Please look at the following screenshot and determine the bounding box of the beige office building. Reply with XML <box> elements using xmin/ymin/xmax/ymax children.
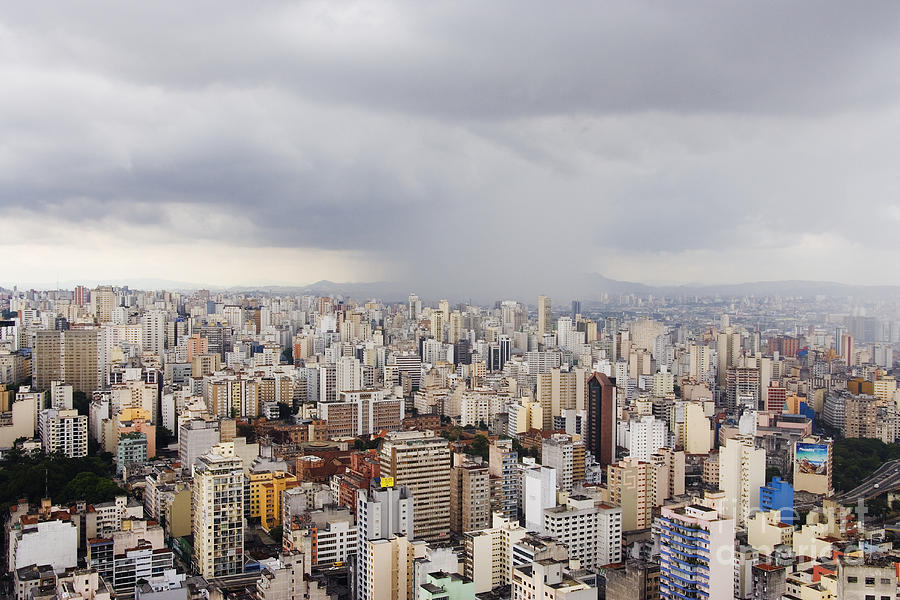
<box><xmin>379</xmin><ymin>430</ymin><xmax>451</xmax><ymax>543</ymax></box>
<box><xmin>33</xmin><ymin>329</ymin><xmax>101</xmax><ymax>394</ymax></box>
<box><xmin>358</xmin><ymin>535</ymin><xmax>426</xmax><ymax>600</ymax></box>
<box><xmin>537</xmin><ymin>296</ymin><xmax>551</xmax><ymax>337</ymax></box>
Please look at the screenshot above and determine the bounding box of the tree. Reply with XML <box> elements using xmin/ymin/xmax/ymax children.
<box><xmin>0</xmin><ymin>453</ymin><xmax>124</xmax><ymax>512</ymax></box>
<box><xmin>354</xmin><ymin>438</ymin><xmax>380</xmax><ymax>451</ymax></box>
<box><xmin>832</xmin><ymin>438</ymin><xmax>900</xmax><ymax>494</ymax></box>
<box><xmin>280</xmin><ymin>347</ymin><xmax>293</xmax><ymax>365</ymax></box>
<box><xmin>61</xmin><ymin>472</ymin><xmax>124</xmax><ymax>505</ymax></box>
<box><xmin>267</xmin><ymin>525</ymin><xmax>283</xmax><ymax>544</ymax></box>
<box><xmin>277</xmin><ymin>402</ymin><xmax>293</xmax><ymax>420</ymax></box>
<box><xmin>73</xmin><ymin>391</ymin><xmax>90</xmax><ymax>416</ymax></box>
<box><xmin>156</xmin><ymin>427</ymin><xmax>174</xmax><ymax>449</ymax></box>
<box><xmin>467</xmin><ymin>434</ymin><xmax>490</xmax><ymax>462</ymax></box>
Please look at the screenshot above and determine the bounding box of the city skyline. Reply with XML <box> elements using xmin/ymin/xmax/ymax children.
<box><xmin>4</xmin><ymin>2</ymin><xmax>900</xmax><ymax>293</ymax></box>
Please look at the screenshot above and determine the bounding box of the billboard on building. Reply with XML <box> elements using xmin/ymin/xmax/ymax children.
<box><xmin>795</xmin><ymin>443</ymin><xmax>828</xmax><ymax>476</ymax></box>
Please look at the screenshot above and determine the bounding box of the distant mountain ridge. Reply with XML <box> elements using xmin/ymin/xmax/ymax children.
<box><xmin>3</xmin><ymin>275</ymin><xmax>898</xmax><ymax>303</ymax></box>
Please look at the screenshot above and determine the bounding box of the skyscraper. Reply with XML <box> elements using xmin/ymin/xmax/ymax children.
<box><xmin>430</xmin><ymin>310</ymin><xmax>444</xmax><ymax>342</ymax></box>
<box><xmin>448</xmin><ymin>310</ymin><xmax>464</xmax><ymax>344</ymax></box>
<box><xmin>538</xmin><ymin>295</ymin><xmax>551</xmax><ymax>337</ymax></box>
<box><xmin>587</xmin><ymin>372</ymin><xmax>616</xmax><ymax>466</ymax></box>
<box><xmin>192</xmin><ymin>442</ymin><xmax>245</xmax><ymax>577</ymax></box>
<box><xmin>408</xmin><ymin>293</ymin><xmax>421</xmax><ymax>321</ymax></box>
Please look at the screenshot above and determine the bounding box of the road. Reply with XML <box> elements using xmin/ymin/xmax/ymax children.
<box><xmin>835</xmin><ymin>459</ymin><xmax>900</xmax><ymax>504</ymax></box>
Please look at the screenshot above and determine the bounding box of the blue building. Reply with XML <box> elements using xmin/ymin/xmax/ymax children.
<box><xmin>657</xmin><ymin>504</ymin><xmax>736</xmax><ymax>599</ymax></box>
<box><xmin>116</xmin><ymin>432</ymin><xmax>148</xmax><ymax>476</ymax></box>
<box><xmin>760</xmin><ymin>476</ymin><xmax>794</xmax><ymax>525</ymax></box>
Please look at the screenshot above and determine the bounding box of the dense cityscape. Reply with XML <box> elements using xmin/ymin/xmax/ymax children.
<box><xmin>7</xmin><ymin>2</ymin><xmax>900</xmax><ymax>599</ymax></box>
<box><xmin>0</xmin><ymin>286</ymin><xmax>898</xmax><ymax>599</ymax></box>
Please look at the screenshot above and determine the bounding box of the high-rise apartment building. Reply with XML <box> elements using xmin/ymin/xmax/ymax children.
<box><xmin>726</xmin><ymin>366</ymin><xmax>760</xmax><ymax>411</ymax></box>
<box><xmin>543</xmin><ymin>495</ymin><xmax>622</xmax><ymax>570</ymax></box>
<box><xmin>657</xmin><ymin>505</ymin><xmax>735</xmax><ymax>600</ymax></box>
<box><xmin>430</xmin><ymin>310</ymin><xmax>444</xmax><ymax>342</ymax></box>
<box><xmin>536</xmin><ymin>367</ymin><xmax>587</xmax><ymax>430</ymax></box>
<box><xmin>318</xmin><ymin>390</ymin><xmax>404</xmax><ymax>438</ymax></box>
<box><xmin>843</xmin><ymin>394</ymin><xmax>879</xmax><ymax>438</ymax></box>
<box><xmin>92</xmin><ymin>286</ymin><xmax>118</xmax><ymax>323</ymax></box>
<box><xmin>463</xmin><ymin>514</ymin><xmax>527</xmax><ymax>593</ymax></box>
<box><xmin>450</xmin><ymin>461</ymin><xmax>491</xmax><ymax>535</ymax></box>
<box><xmin>359</xmin><ymin>535</ymin><xmax>426</xmax><ymax>600</ymax></box>
<box><xmin>73</xmin><ymin>285</ymin><xmax>87</xmax><ymax>307</ymax></box>
<box><xmin>649</xmin><ymin>447</ymin><xmax>686</xmax><ymax>499</ymax></box>
<box><xmin>512</xmin><ymin>560</ymin><xmax>595</xmax><ymax>600</ymax></box>
<box><xmin>357</xmin><ymin>484</ymin><xmax>414</xmax><ymax>543</ymax></box>
<box><xmin>356</xmin><ymin>484</ymin><xmax>423</xmax><ymax>600</ymax></box>
<box><xmin>449</xmin><ymin>311</ymin><xmax>464</xmax><ymax>345</ymax></box>
<box><xmin>408</xmin><ymin>293</ymin><xmax>421</xmax><ymax>321</ymax></box>
<box><xmin>719</xmin><ymin>434</ymin><xmax>765</xmax><ymax>527</ymax></box>
<box><xmin>626</xmin><ymin>415</ymin><xmax>669</xmax><ymax>461</ymax></box>
<box><xmin>841</xmin><ymin>333</ymin><xmax>855</xmax><ymax>366</ymax></box>
<box><xmin>378</xmin><ymin>430</ymin><xmax>450</xmax><ymax>542</ymax></box>
<box><xmin>33</xmin><ymin>329</ymin><xmax>102</xmax><ymax>394</ymax></box>
<box><xmin>523</xmin><ymin>465</ymin><xmax>557</xmax><ymax>533</ymax></box>
<box><xmin>541</xmin><ymin>433</ymin><xmax>585</xmax><ymax>492</ymax></box>
<box><xmin>607</xmin><ymin>458</ymin><xmax>658</xmax><ymax>532</ymax></box>
<box><xmin>716</xmin><ymin>326</ymin><xmax>742</xmax><ymax>385</ymax></box>
<box><xmin>489</xmin><ymin>438</ymin><xmax>519</xmax><ymax>520</ymax></box>
<box><xmin>587</xmin><ymin>372</ymin><xmax>616</xmax><ymax>466</ymax></box>
<box><xmin>39</xmin><ymin>408</ymin><xmax>88</xmax><ymax>458</ymax></box>
<box><xmin>192</xmin><ymin>442</ymin><xmax>244</xmax><ymax>577</ymax></box>
<box><xmin>140</xmin><ymin>310</ymin><xmax>167</xmax><ymax>358</ymax></box>
<box><xmin>178</xmin><ymin>419</ymin><xmax>221</xmax><ymax>472</ymax></box>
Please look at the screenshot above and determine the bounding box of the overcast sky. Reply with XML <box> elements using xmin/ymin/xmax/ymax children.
<box><xmin>3</xmin><ymin>1</ymin><xmax>900</xmax><ymax>294</ymax></box>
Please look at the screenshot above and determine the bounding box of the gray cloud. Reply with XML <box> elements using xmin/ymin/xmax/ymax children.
<box><xmin>2</xmin><ymin>1</ymin><xmax>900</xmax><ymax>294</ymax></box>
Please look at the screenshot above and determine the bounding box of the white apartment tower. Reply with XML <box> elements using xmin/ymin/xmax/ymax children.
<box><xmin>141</xmin><ymin>310</ymin><xmax>167</xmax><ymax>358</ymax></box>
<box><xmin>627</xmin><ymin>415</ymin><xmax>670</xmax><ymax>461</ymax></box>
<box><xmin>543</xmin><ymin>495</ymin><xmax>622</xmax><ymax>569</ymax></box>
<box><xmin>192</xmin><ymin>442</ymin><xmax>245</xmax><ymax>577</ymax></box>
<box><xmin>718</xmin><ymin>434</ymin><xmax>765</xmax><ymax>527</ymax></box>
<box><xmin>39</xmin><ymin>408</ymin><xmax>88</xmax><ymax>458</ymax></box>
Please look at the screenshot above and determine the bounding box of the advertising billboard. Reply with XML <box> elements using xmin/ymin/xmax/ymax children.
<box><xmin>795</xmin><ymin>443</ymin><xmax>828</xmax><ymax>476</ymax></box>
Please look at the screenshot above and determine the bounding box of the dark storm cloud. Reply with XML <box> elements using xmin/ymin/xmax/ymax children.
<box><xmin>3</xmin><ymin>1</ymin><xmax>900</xmax><ymax>290</ymax></box>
